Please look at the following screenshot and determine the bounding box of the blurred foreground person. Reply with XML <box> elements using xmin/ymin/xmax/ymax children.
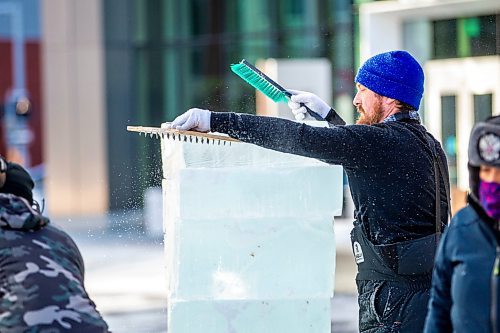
<box><xmin>168</xmin><ymin>50</ymin><xmax>450</xmax><ymax>332</ymax></box>
<box><xmin>0</xmin><ymin>157</ymin><xmax>110</xmax><ymax>332</ymax></box>
<box><xmin>424</xmin><ymin>115</ymin><xmax>500</xmax><ymax>333</ymax></box>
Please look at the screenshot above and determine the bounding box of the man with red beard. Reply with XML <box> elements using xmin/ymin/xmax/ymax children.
<box><xmin>168</xmin><ymin>50</ymin><xmax>450</xmax><ymax>333</ymax></box>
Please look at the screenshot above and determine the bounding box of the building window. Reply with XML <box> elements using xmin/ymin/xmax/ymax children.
<box><xmin>441</xmin><ymin>95</ymin><xmax>457</xmax><ymax>187</ymax></box>
<box><xmin>470</xmin><ymin>15</ymin><xmax>497</xmax><ymax>57</ymax></box>
<box><xmin>474</xmin><ymin>93</ymin><xmax>493</xmax><ymax>123</ymax></box>
<box><xmin>433</xmin><ymin>19</ymin><xmax>457</xmax><ymax>59</ymax></box>
<box><xmin>432</xmin><ymin>14</ymin><xmax>498</xmax><ymax>59</ymax></box>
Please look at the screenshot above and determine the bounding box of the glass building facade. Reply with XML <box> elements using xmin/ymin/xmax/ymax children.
<box><xmin>103</xmin><ymin>0</ymin><xmax>355</xmax><ymax>209</ymax></box>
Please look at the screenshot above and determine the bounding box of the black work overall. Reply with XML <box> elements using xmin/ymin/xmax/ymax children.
<box><xmin>349</xmin><ymin>121</ymin><xmax>449</xmax><ymax>333</ymax></box>
<box><xmin>351</xmin><ymin>221</ymin><xmax>438</xmax><ymax>333</ymax></box>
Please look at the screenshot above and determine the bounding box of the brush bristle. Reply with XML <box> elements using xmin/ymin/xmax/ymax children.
<box><xmin>231</xmin><ymin>62</ymin><xmax>288</xmax><ymax>103</ymax></box>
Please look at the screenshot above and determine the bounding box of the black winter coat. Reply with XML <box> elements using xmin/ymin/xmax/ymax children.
<box><xmin>424</xmin><ymin>196</ymin><xmax>500</xmax><ymax>333</ymax></box>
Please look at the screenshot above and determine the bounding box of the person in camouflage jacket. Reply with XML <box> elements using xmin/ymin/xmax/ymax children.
<box><xmin>0</xmin><ymin>158</ymin><xmax>109</xmax><ymax>333</ymax></box>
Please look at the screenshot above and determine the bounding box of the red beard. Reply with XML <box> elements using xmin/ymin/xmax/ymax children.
<box><xmin>356</xmin><ymin>101</ymin><xmax>385</xmax><ymax>125</ymax></box>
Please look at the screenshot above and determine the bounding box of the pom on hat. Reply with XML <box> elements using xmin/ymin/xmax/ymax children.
<box><xmin>355</xmin><ymin>50</ymin><xmax>424</xmax><ymax>110</ymax></box>
<box><xmin>0</xmin><ymin>162</ymin><xmax>34</xmax><ymax>204</ymax></box>
<box><xmin>467</xmin><ymin>115</ymin><xmax>500</xmax><ymax>197</ymax></box>
<box><xmin>468</xmin><ymin>116</ymin><xmax>500</xmax><ymax>168</ymax></box>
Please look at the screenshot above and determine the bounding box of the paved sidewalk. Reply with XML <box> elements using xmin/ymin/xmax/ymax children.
<box><xmin>63</xmin><ymin>220</ymin><xmax>358</xmax><ymax>333</ymax></box>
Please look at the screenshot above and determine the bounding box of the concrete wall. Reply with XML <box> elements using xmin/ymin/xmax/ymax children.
<box><xmin>41</xmin><ymin>0</ymin><xmax>108</xmax><ymax>217</ymax></box>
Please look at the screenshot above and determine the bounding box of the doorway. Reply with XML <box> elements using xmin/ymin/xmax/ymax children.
<box><xmin>425</xmin><ymin>56</ymin><xmax>500</xmax><ymax>213</ymax></box>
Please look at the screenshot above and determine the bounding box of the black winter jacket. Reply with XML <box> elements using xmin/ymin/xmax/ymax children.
<box><xmin>211</xmin><ymin>112</ymin><xmax>448</xmax><ymax>245</ymax></box>
<box><xmin>424</xmin><ymin>196</ymin><xmax>500</xmax><ymax>333</ymax></box>
<box><xmin>0</xmin><ymin>193</ymin><xmax>109</xmax><ymax>333</ymax></box>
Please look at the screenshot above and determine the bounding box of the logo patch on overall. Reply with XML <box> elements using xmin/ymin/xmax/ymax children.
<box><xmin>353</xmin><ymin>241</ymin><xmax>364</xmax><ymax>264</ymax></box>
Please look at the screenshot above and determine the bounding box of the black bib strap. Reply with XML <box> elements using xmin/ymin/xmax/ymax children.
<box><xmin>425</xmin><ymin>133</ymin><xmax>451</xmax><ymax>228</ymax></box>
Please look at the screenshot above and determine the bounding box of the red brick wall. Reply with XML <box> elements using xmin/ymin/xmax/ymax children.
<box><xmin>0</xmin><ymin>39</ymin><xmax>43</xmax><ymax>167</ymax></box>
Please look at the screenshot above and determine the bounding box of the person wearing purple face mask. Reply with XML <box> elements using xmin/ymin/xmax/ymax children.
<box><xmin>425</xmin><ymin>115</ymin><xmax>500</xmax><ymax>333</ymax></box>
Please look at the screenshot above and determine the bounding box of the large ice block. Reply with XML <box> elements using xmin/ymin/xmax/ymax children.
<box><xmin>165</xmin><ymin>166</ymin><xmax>343</xmax><ymax>220</ymax></box>
<box><xmin>172</xmin><ymin>217</ymin><xmax>335</xmax><ymax>300</ymax></box>
<box><xmin>161</xmin><ymin>131</ymin><xmax>344</xmax><ymax>333</ymax></box>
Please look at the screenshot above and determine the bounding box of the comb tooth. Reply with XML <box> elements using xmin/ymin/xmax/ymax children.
<box><xmin>166</xmin><ymin>133</ymin><xmax>170</xmax><ymax>140</ymax></box>
<box><xmin>183</xmin><ymin>135</ymin><xmax>187</xmax><ymax>142</ymax></box>
<box><xmin>149</xmin><ymin>132</ymin><xmax>153</xmax><ymax>138</ymax></box>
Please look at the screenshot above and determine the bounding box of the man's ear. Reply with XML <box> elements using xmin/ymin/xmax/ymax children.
<box><xmin>382</xmin><ymin>97</ymin><xmax>397</xmax><ymax>107</ymax></box>
<box><xmin>0</xmin><ymin>172</ymin><xmax>5</xmax><ymax>188</ymax></box>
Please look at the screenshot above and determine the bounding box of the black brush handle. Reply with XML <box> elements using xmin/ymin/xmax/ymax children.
<box><xmin>325</xmin><ymin>109</ymin><xmax>347</xmax><ymax>126</ymax></box>
<box><xmin>304</xmin><ymin>107</ymin><xmax>325</xmax><ymax>121</ymax></box>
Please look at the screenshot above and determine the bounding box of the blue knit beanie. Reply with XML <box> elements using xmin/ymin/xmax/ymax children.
<box><xmin>355</xmin><ymin>50</ymin><xmax>424</xmax><ymax>110</ymax></box>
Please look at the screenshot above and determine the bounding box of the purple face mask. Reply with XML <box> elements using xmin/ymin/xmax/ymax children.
<box><xmin>479</xmin><ymin>180</ymin><xmax>500</xmax><ymax>222</ymax></box>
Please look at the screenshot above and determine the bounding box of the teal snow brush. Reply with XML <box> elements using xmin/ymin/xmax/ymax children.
<box><xmin>230</xmin><ymin>59</ymin><xmax>345</xmax><ymax>125</ymax></box>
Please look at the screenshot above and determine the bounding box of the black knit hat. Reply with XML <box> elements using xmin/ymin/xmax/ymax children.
<box><xmin>468</xmin><ymin>115</ymin><xmax>500</xmax><ymax>197</ymax></box>
<box><xmin>0</xmin><ymin>162</ymin><xmax>34</xmax><ymax>204</ymax></box>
